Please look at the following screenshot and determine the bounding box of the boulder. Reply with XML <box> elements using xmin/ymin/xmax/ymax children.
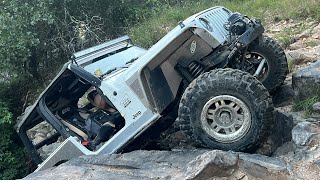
<box><xmin>238</xmin><ymin>154</ymin><xmax>289</xmax><ymax>179</ymax></box>
<box><xmin>25</xmin><ymin>147</ymin><xmax>320</xmax><ymax>180</ymax></box>
<box><xmin>256</xmin><ymin>111</ymin><xmax>294</xmax><ymax>155</ymax></box>
<box><xmin>292</xmin><ymin>60</ymin><xmax>320</xmax><ymax>101</ymax></box>
<box><xmin>272</xmin><ymin>111</ymin><xmax>294</xmax><ymax>146</ymax></box>
<box><xmin>23</xmin><ymin>120</ymin><xmax>320</xmax><ymax>180</ymax></box>
<box><xmin>289</xmin><ymin>122</ymin><xmax>320</xmax><ymax>179</ymax></box>
<box><xmin>282</xmin><ymin>111</ymin><xmax>318</xmax><ymax>124</ymax></box>
<box><xmin>272</xmin><ymin>84</ymin><xmax>294</xmax><ymax>107</ymax></box>
<box><xmin>292</xmin><ymin>122</ymin><xmax>320</xmax><ymax>146</ymax></box>
<box><xmin>23</xmin><ymin>150</ymin><xmax>295</xmax><ymax>180</ymax></box>
<box><xmin>312</xmin><ymin>102</ymin><xmax>320</xmax><ymax>113</ymax></box>
<box><xmin>287</xmin><ymin>49</ymin><xmax>317</xmax><ymax>64</ymax></box>
<box><xmin>39</xmin><ymin>143</ymin><xmax>62</xmax><ymax>160</ymax></box>
<box><xmin>288</xmin><ymin>41</ymin><xmax>307</xmax><ymax>50</ymax></box>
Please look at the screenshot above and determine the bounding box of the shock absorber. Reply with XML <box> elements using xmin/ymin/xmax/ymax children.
<box><xmin>188</xmin><ymin>61</ymin><xmax>204</xmax><ymax>78</ymax></box>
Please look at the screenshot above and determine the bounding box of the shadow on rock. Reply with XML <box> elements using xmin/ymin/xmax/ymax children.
<box><xmin>256</xmin><ymin>110</ymin><xmax>294</xmax><ymax>155</ymax></box>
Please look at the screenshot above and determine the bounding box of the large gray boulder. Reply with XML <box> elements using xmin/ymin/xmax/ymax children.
<box><xmin>23</xmin><ymin>121</ymin><xmax>320</xmax><ymax>180</ymax></box>
<box><xmin>24</xmin><ymin>150</ymin><xmax>292</xmax><ymax>180</ymax></box>
<box><xmin>292</xmin><ymin>121</ymin><xmax>320</xmax><ymax>146</ymax></box>
<box><xmin>24</xmin><ymin>141</ymin><xmax>320</xmax><ymax>180</ymax></box>
<box><xmin>313</xmin><ymin>102</ymin><xmax>320</xmax><ymax>113</ymax></box>
<box><xmin>292</xmin><ymin>60</ymin><xmax>320</xmax><ymax>101</ymax></box>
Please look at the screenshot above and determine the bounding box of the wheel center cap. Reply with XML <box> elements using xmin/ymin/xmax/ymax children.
<box><xmin>219</xmin><ymin>112</ymin><xmax>231</xmax><ymax>124</ymax></box>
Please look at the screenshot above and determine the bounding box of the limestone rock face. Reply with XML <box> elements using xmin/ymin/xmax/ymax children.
<box><xmin>292</xmin><ymin>122</ymin><xmax>320</xmax><ymax>146</ymax></box>
<box><xmin>292</xmin><ymin>60</ymin><xmax>320</xmax><ymax>101</ymax></box>
<box><xmin>24</xmin><ymin>150</ymin><xmax>291</xmax><ymax>180</ymax></box>
<box><xmin>23</xmin><ymin>121</ymin><xmax>320</xmax><ymax>180</ymax></box>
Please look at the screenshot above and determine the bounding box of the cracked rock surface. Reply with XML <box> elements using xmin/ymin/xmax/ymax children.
<box><xmin>24</xmin><ymin>121</ymin><xmax>320</xmax><ymax>180</ymax></box>
<box><xmin>24</xmin><ymin>133</ymin><xmax>320</xmax><ymax>180</ymax></box>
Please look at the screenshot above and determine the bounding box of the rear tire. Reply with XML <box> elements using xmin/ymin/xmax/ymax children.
<box><xmin>178</xmin><ymin>69</ymin><xmax>274</xmax><ymax>152</ymax></box>
<box><xmin>245</xmin><ymin>36</ymin><xmax>288</xmax><ymax>93</ymax></box>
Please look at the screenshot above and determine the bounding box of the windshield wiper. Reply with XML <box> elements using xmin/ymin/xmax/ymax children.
<box><xmin>126</xmin><ymin>57</ymin><xmax>139</xmax><ymax>65</ymax></box>
<box><xmin>99</xmin><ymin>66</ymin><xmax>129</xmax><ymax>79</ymax></box>
<box><xmin>98</xmin><ymin>58</ymin><xmax>139</xmax><ymax>79</ymax></box>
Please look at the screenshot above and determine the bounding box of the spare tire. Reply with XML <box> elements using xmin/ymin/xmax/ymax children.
<box><xmin>178</xmin><ymin>68</ymin><xmax>274</xmax><ymax>152</ymax></box>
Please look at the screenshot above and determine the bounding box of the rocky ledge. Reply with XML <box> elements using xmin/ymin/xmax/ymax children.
<box><xmin>293</xmin><ymin>60</ymin><xmax>320</xmax><ymax>101</ymax></box>
<box><xmin>24</xmin><ymin>121</ymin><xmax>320</xmax><ymax>180</ymax></box>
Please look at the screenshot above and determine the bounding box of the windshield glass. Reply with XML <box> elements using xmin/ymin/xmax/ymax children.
<box><xmin>83</xmin><ymin>46</ymin><xmax>146</xmax><ymax>76</ymax></box>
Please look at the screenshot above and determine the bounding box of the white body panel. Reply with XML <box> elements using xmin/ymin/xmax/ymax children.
<box><xmin>23</xmin><ymin>6</ymin><xmax>233</xmax><ymax>172</ymax></box>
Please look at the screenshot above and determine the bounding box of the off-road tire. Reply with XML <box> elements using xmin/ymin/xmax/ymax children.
<box><xmin>246</xmin><ymin>36</ymin><xmax>288</xmax><ymax>93</ymax></box>
<box><xmin>178</xmin><ymin>68</ymin><xmax>274</xmax><ymax>152</ymax></box>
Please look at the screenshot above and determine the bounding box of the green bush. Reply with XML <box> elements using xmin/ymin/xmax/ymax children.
<box><xmin>293</xmin><ymin>96</ymin><xmax>320</xmax><ymax>117</ymax></box>
<box><xmin>128</xmin><ymin>0</ymin><xmax>320</xmax><ymax>47</ymax></box>
<box><xmin>0</xmin><ymin>101</ymin><xmax>28</xmax><ymax>180</ymax></box>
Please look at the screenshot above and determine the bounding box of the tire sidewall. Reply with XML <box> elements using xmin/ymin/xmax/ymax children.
<box><xmin>247</xmin><ymin>36</ymin><xmax>287</xmax><ymax>92</ymax></box>
<box><xmin>189</xmin><ymin>85</ymin><xmax>263</xmax><ymax>151</ymax></box>
<box><xmin>179</xmin><ymin>69</ymin><xmax>273</xmax><ymax>152</ymax></box>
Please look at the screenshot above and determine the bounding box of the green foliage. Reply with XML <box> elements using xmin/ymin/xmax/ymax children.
<box><xmin>273</xmin><ymin>23</ymin><xmax>309</xmax><ymax>48</ymax></box>
<box><xmin>0</xmin><ymin>0</ymin><xmax>54</xmax><ymax>79</ymax></box>
<box><xmin>287</xmin><ymin>59</ymin><xmax>295</xmax><ymax>73</ymax></box>
<box><xmin>305</xmin><ymin>40</ymin><xmax>319</xmax><ymax>47</ymax></box>
<box><xmin>0</xmin><ymin>77</ymin><xmax>44</xmax><ymax>116</ymax></box>
<box><xmin>128</xmin><ymin>0</ymin><xmax>320</xmax><ymax>47</ymax></box>
<box><xmin>293</xmin><ymin>96</ymin><xmax>320</xmax><ymax>117</ymax></box>
<box><xmin>0</xmin><ymin>102</ymin><xmax>12</xmax><ymax>124</ymax></box>
<box><xmin>0</xmin><ymin>102</ymin><xmax>27</xmax><ymax>180</ymax></box>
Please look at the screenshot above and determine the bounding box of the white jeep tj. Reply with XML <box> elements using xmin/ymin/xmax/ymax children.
<box><xmin>16</xmin><ymin>6</ymin><xmax>287</xmax><ymax>172</ymax></box>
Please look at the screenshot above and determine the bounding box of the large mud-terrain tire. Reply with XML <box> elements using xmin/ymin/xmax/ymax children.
<box><xmin>245</xmin><ymin>36</ymin><xmax>288</xmax><ymax>93</ymax></box>
<box><xmin>178</xmin><ymin>69</ymin><xmax>274</xmax><ymax>152</ymax></box>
